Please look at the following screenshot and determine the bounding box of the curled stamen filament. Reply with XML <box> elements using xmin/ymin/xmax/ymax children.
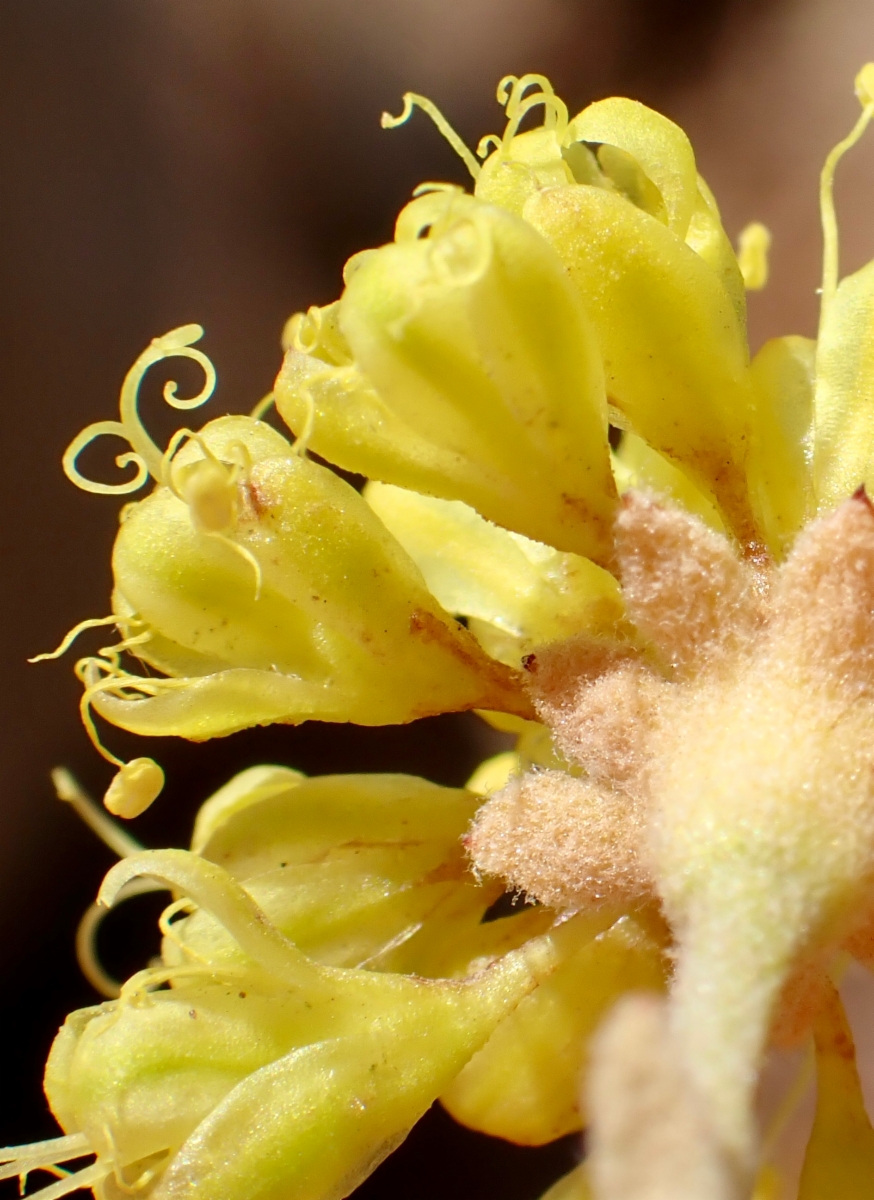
<box><xmin>99</xmin><ymin>850</ymin><xmax>319</xmax><ymax>988</ymax></box>
<box><xmin>118</xmin><ymin>962</ymin><xmax>247</xmax><ymax>1008</ymax></box>
<box><xmin>501</xmin><ymin>91</ymin><xmax>569</xmax><ymax>150</ymax></box>
<box><xmin>28</xmin><ymin>615</ymin><xmax>140</xmax><ymax>665</ymax></box>
<box><xmin>52</xmin><ymin>768</ymin><xmax>144</xmax><ymax>859</ymax></box>
<box><xmin>497</xmin><ymin>73</ymin><xmax>557</xmax><ymax>114</ymax></box>
<box><xmin>476</xmin><ymin>134</ymin><xmax>502</xmax><ymax>159</ymax></box>
<box><xmin>0</xmin><ymin>1135</ymin><xmax>90</xmax><ymax>1171</ymax></box>
<box><xmin>250</xmin><ymin>391</ymin><xmax>275</xmax><ymax>420</ymax></box>
<box><xmin>291</xmin><ymin>388</ymin><xmax>316</xmax><ymax>457</ymax></box>
<box><xmin>63</xmin><ymin>325</ymin><xmax>217</xmax><ymax>496</ymax></box>
<box><xmin>75</xmin><ymin>658</ymin><xmax>185</xmax><ymax>776</ymax></box>
<box><xmin>0</xmin><ymin>1159</ymin><xmax>106</xmax><ymax>1200</ymax></box>
<box><xmin>159</xmin><ymin>896</ymin><xmax>199</xmax><ymax>957</ymax></box>
<box><xmin>77</xmin><ymin>879</ymin><xmax>168</xmax><ymax>1000</ymax></box>
<box><xmin>381</xmin><ymin>92</ymin><xmax>481</xmax><ymax>181</ymax></box>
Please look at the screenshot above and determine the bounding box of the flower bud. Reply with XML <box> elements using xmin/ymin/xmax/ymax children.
<box><xmin>42</xmin><ymin>849</ymin><xmax>573</xmax><ymax>1200</ymax></box>
<box><xmin>277</xmin><ymin>191</ymin><xmax>617</xmax><ymax>566</ymax></box>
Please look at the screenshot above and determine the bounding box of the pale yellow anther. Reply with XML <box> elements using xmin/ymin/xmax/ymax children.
<box><xmin>466</xmin><ymin>750</ymin><xmax>519</xmax><ymax>797</ymax></box>
<box><xmin>103</xmin><ymin>757</ymin><xmax>165</xmax><ymax>818</ymax></box>
<box><xmin>855</xmin><ymin>62</ymin><xmax>874</xmax><ymax>107</ymax></box>
<box><xmin>178</xmin><ymin>456</ymin><xmax>238</xmax><ymax>534</ymax></box>
<box><xmin>737</xmin><ymin>222</ymin><xmax>771</xmax><ymax>291</ymax></box>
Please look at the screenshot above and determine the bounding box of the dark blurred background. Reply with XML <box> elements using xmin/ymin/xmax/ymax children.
<box><xmin>2</xmin><ymin>0</ymin><xmax>874</xmax><ymax>1193</ymax></box>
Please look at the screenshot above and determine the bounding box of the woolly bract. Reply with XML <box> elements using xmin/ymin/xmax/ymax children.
<box><xmin>15</xmin><ymin>66</ymin><xmax>874</xmax><ymax>1200</ymax></box>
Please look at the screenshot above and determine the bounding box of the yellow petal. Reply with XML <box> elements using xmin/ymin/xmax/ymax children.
<box><xmin>748</xmin><ymin>335</ymin><xmax>816</xmax><ymax>556</ymax></box>
<box><xmin>538</xmin><ymin>1164</ymin><xmax>592</xmax><ymax>1200</ymax></box>
<box><xmin>190</xmin><ymin>765</ymin><xmax>305</xmax><ymax>854</ymax></box>
<box><xmin>813</xmin><ymin>259</ymin><xmax>874</xmax><ymax>509</ymax></box>
<box><xmin>475</xmin><ymin>127</ymin><xmax>576</xmax><ymax>216</ymax></box>
<box><xmin>524</xmin><ymin>185</ymin><xmax>762</xmax><ymax>553</ymax></box>
<box><xmin>441</xmin><ymin>914</ymin><xmax>667</xmax><ymax>1145</ymax></box>
<box><xmin>283</xmin><ymin>192</ymin><xmax>617</xmax><ymax>563</ymax></box>
<box><xmin>466</xmin><ymin>751</ymin><xmax>520</xmax><ymax>797</ymax></box>
<box><xmin>172</xmin><ymin>773</ymin><xmax>489</xmax><ymax>970</ymax></box>
<box><xmin>798</xmin><ymin>981</ymin><xmax>874</xmax><ymax>1198</ymax></box>
<box><xmin>684</xmin><ymin>176</ymin><xmax>747</xmax><ymax>328</ymax></box>
<box><xmin>194</xmin><ymin>772</ymin><xmax>480</xmax><ymax>882</ymax></box>
<box><xmin>50</xmin><ymin>849</ymin><xmax>576</xmax><ymax>1200</ymax></box>
<box><xmin>365</xmin><ymin>482</ymin><xmax>626</xmax><ymax>660</ymax></box>
<box><xmin>612</xmin><ymin>431</ymin><xmax>726</xmax><ymax>534</ymax></box>
<box><xmin>566</xmin><ymin>97</ymin><xmax>698</xmax><ymax>237</ymax></box>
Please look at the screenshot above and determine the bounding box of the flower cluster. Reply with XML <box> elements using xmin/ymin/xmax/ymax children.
<box><xmin>8</xmin><ymin>67</ymin><xmax>874</xmax><ymax>1200</ymax></box>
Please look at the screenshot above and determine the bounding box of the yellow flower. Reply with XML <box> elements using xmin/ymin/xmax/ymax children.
<box><xmin>16</xmin><ymin>64</ymin><xmax>874</xmax><ymax>1200</ymax></box>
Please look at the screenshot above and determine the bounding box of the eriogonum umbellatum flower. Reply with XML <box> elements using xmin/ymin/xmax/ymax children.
<box><xmin>10</xmin><ymin>65</ymin><xmax>874</xmax><ymax>1200</ymax></box>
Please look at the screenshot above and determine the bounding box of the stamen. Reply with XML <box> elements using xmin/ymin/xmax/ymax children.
<box><xmin>411</xmin><ymin>181</ymin><xmax>464</xmax><ymax>197</ymax></box>
<box><xmin>290</xmin><ymin>388</ymin><xmax>316</xmax><ymax>458</ymax></box>
<box><xmin>63</xmin><ymin>325</ymin><xmax>217</xmax><ymax>495</ymax></box>
<box><xmin>163</xmin><ymin>434</ymin><xmax>264</xmax><ymax>598</ymax></box>
<box><xmin>77</xmin><ymin>878</ymin><xmax>171</xmax><ymax>999</ymax></box>
<box><xmin>158</xmin><ymin>897</ymin><xmax>199</xmax><ymax>959</ymax></box>
<box><xmin>118</xmin><ymin>962</ymin><xmax>245</xmax><ymax>1007</ymax></box>
<box><xmin>737</xmin><ymin>221</ymin><xmax>772</xmax><ymax>291</ymax></box>
<box><xmin>96</xmin><ymin>629</ymin><xmax>153</xmax><ymax>672</ymax></box>
<box><xmin>28</xmin><ymin>615</ymin><xmax>127</xmax><ymax>664</ymax></box>
<box><xmin>819</xmin><ymin>63</ymin><xmax>874</xmax><ymax>330</ymax></box>
<box><xmin>78</xmin><ymin>674</ymin><xmax>130</xmax><ymax>769</ymax></box>
<box><xmin>250</xmin><ymin>392</ymin><xmax>275</xmax><ymax>420</ymax></box>
<box><xmin>61</xmin><ymin>421</ymin><xmax>149</xmax><ymax>497</ymax></box>
<box><xmin>51</xmin><ymin>768</ymin><xmax>143</xmax><ymax>858</ymax></box>
<box><xmin>381</xmin><ymin>93</ymin><xmax>481</xmax><ymax>181</ymax></box>
<box><xmin>72</xmin><ymin>668</ymin><xmax>168</xmax><ymax>816</ymax></box>
<box><xmin>103</xmin><ymin>758</ymin><xmax>165</xmax><ymax>819</ymax></box>
<box><xmin>99</xmin><ymin>850</ymin><xmax>319</xmax><ymax>987</ymax></box>
<box><xmin>496</xmin><ymin>74</ymin><xmax>568</xmax><ymax>143</ymax></box>
<box><xmin>476</xmin><ymin>134</ymin><xmax>502</xmax><ymax>159</ymax></box>
<box><xmin>18</xmin><ymin>1161</ymin><xmax>107</xmax><ymax>1200</ymax></box>
<box><xmin>211</xmin><ymin>532</ymin><xmax>263</xmax><ymax>600</ymax></box>
<box><xmin>497</xmin><ymin>74</ymin><xmax>557</xmax><ymax>115</ymax></box>
<box><xmin>501</xmin><ymin>92</ymin><xmax>569</xmax><ymax>150</ymax></box>
<box><xmin>0</xmin><ymin>1135</ymin><xmax>90</xmax><ymax>1167</ymax></box>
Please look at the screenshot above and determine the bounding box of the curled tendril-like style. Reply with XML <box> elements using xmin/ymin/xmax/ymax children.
<box><xmin>411</xmin><ymin>181</ymin><xmax>465</xmax><ymax>198</ymax></box>
<box><xmin>380</xmin><ymin>92</ymin><xmax>481</xmax><ymax>181</ymax></box>
<box><xmin>99</xmin><ymin>849</ymin><xmax>319</xmax><ymax>987</ymax></box>
<box><xmin>73</xmin><ymin>656</ymin><xmax>187</xmax><ymax>770</ymax></box>
<box><xmin>476</xmin><ymin>134</ymin><xmax>503</xmax><ymax>159</ymax></box>
<box><xmin>289</xmin><ymin>305</ymin><xmax>325</xmax><ymax>356</ymax></box>
<box><xmin>501</xmin><ymin>91</ymin><xmax>569</xmax><ymax>149</ymax></box>
<box><xmin>497</xmin><ymin>74</ymin><xmax>565</xmax><ymax>126</ymax></box>
<box><xmin>473</xmin><ymin>75</ymin><xmax>570</xmax><ymax>167</ymax></box>
<box><xmin>62</xmin><ymin>324</ymin><xmax>217</xmax><ymax>496</ymax></box>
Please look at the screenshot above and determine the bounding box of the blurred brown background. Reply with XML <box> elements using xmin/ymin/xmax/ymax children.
<box><xmin>2</xmin><ymin>0</ymin><xmax>874</xmax><ymax>1193</ymax></box>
